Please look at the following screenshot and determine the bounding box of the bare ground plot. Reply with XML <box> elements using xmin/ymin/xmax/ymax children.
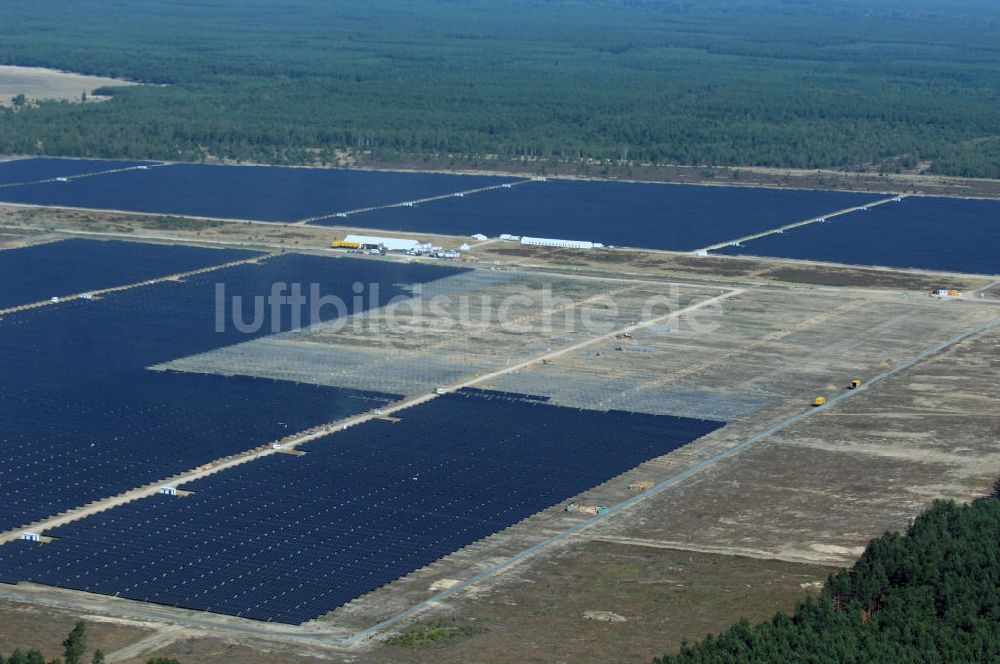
<box><xmin>0</xmin><ymin>599</ymin><xmax>152</xmax><ymax>661</ymax></box>
<box><xmin>0</xmin><ymin>228</ymin><xmax>49</xmax><ymax>248</ymax></box>
<box><xmin>0</xmin><ymin>232</ymin><xmax>30</xmax><ymax>246</ymax></box>
<box><xmin>361</xmin><ymin>541</ymin><xmax>832</xmax><ymax>664</ymax></box>
<box><xmin>3</xmin><ymin>204</ymin><xmax>991</xmax><ymax>293</ymax></box>
<box><xmin>0</xmin><ymin>65</ymin><xmax>138</xmax><ymax>106</ymax></box>
<box><xmin>474</xmin><ymin>244</ymin><xmax>988</xmax><ymax>292</ymax></box>
<box><xmin>590</xmin><ymin>325</ymin><xmax>1000</xmax><ymax>566</ymax></box>
<box><xmin>117</xmin><ymin>636</ymin><xmax>335</xmax><ymax>664</ymax></box>
<box><xmin>0</xmin><ymin>205</ymin><xmax>473</xmax><ymax>256</ymax></box>
<box><xmin>0</xmin><ymin>597</ymin><xmax>333</xmax><ymax>664</ymax></box>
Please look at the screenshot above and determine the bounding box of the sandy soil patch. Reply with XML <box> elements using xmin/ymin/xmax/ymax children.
<box><xmin>0</xmin><ymin>65</ymin><xmax>138</xmax><ymax>106</ymax></box>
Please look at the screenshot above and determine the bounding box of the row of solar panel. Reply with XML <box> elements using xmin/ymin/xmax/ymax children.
<box><xmin>0</xmin><ymin>249</ymin><xmax>463</xmax><ymax>530</ymax></box>
<box><xmin>0</xmin><ymin>238</ymin><xmax>259</xmax><ymax>310</ymax></box>
<box><xmin>0</xmin><ymin>158</ymin><xmax>157</xmax><ymax>186</ymax></box>
<box><xmin>0</xmin><ymin>377</ymin><xmax>393</xmax><ymax>528</ymax></box>
<box><xmin>0</xmin><ymin>159</ymin><xmax>518</xmax><ymax>222</ymax></box>
<box><xmin>0</xmin><ymin>390</ymin><xmax>725</xmax><ymax>624</ymax></box>
<box><xmin>0</xmin><ymin>252</ymin><xmax>463</xmax><ymax>381</ymax></box>
<box><xmin>456</xmin><ymin>388</ymin><xmax>551</xmax><ymax>402</ymax></box>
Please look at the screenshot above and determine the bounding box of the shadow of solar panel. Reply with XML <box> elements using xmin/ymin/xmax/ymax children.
<box><xmin>0</xmin><ymin>390</ymin><xmax>725</xmax><ymax>624</ymax></box>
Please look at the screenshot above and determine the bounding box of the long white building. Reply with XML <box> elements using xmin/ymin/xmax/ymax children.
<box><xmin>519</xmin><ymin>236</ymin><xmax>598</xmax><ymax>250</ymax></box>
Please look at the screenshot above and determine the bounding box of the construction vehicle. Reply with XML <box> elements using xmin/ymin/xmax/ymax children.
<box><xmin>813</xmin><ymin>396</ymin><xmax>827</xmax><ymax>407</ymax></box>
<box><xmin>628</xmin><ymin>480</ymin><xmax>654</xmax><ymax>492</ymax></box>
<box><xmin>331</xmin><ymin>240</ymin><xmax>362</xmax><ymax>249</ymax></box>
<box><xmin>849</xmin><ymin>379</ymin><xmax>862</xmax><ymax>389</ymax></box>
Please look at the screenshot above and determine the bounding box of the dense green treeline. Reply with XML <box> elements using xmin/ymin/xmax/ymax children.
<box><xmin>655</xmin><ymin>493</ymin><xmax>1000</xmax><ymax>663</ymax></box>
<box><xmin>0</xmin><ymin>0</ymin><xmax>998</xmax><ymax>175</ymax></box>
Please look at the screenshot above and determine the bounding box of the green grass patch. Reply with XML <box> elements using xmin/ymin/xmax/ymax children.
<box><xmin>386</xmin><ymin>622</ymin><xmax>483</xmax><ymax>647</ymax></box>
<box><xmin>597</xmin><ymin>563</ymin><xmax>643</xmax><ymax>584</ymax></box>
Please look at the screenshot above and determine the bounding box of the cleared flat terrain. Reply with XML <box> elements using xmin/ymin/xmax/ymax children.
<box><xmin>0</xmin><ymin>204</ymin><xmax>997</xmax><ymax>662</ymax></box>
<box><xmin>0</xmin><ymin>65</ymin><xmax>136</xmax><ymax>105</ymax></box>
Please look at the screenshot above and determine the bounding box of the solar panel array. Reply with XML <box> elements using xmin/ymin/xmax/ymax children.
<box><xmin>1</xmin><ymin>372</ymin><xmax>392</xmax><ymax>530</ymax></box>
<box><xmin>0</xmin><ymin>158</ymin><xmax>894</xmax><ymax>253</ymax></box>
<box><xmin>311</xmin><ymin>179</ymin><xmax>885</xmax><ymax>251</ymax></box>
<box><xmin>0</xmin><ymin>388</ymin><xmax>725</xmax><ymax>624</ymax></box>
<box><xmin>0</xmin><ymin>252</ymin><xmax>464</xmax><ymax>530</ymax></box>
<box><xmin>0</xmin><ymin>238</ymin><xmax>259</xmax><ymax>310</ymax></box>
<box><xmin>713</xmin><ymin>196</ymin><xmax>1000</xmax><ymax>275</ymax></box>
<box><xmin>0</xmin><ymin>162</ymin><xmax>519</xmax><ymax>222</ymax></box>
<box><xmin>0</xmin><ymin>157</ymin><xmax>157</xmax><ymax>186</ymax></box>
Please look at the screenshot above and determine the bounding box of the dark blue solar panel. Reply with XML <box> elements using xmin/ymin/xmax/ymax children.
<box><xmin>314</xmin><ymin>179</ymin><xmax>885</xmax><ymax>251</ymax></box>
<box><xmin>713</xmin><ymin>196</ymin><xmax>1000</xmax><ymax>275</ymax></box>
<box><xmin>0</xmin><ymin>238</ymin><xmax>260</xmax><ymax>309</ymax></box>
<box><xmin>0</xmin><ymin>389</ymin><xmax>725</xmax><ymax>624</ymax></box>
<box><xmin>0</xmin><ymin>163</ymin><xmax>519</xmax><ymax>222</ymax></box>
<box><xmin>457</xmin><ymin>388</ymin><xmax>551</xmax><ymax>402</ymax></box>
<box><xmin>0</xmin><ymin>158</ymin><xmax>156</xmax><ymax>186</ymax></box>
<box><xmin>0</xmin><ymin>254</ymin><xmax>464</xmax><ymax>530</ymax></box>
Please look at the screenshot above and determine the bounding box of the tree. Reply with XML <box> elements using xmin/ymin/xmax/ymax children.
<box><xmin>654</xmin><ymin>495</ymin><xmax>1000</xmax><ymax>663</ymax></box>
<box><xmin>0</xmin><ymin>623</ymin><xmax>153</xmax><ymax>664</ymax></box>
<box><xmin>62</xmin><ymin>622</ymin><xmax>86</xmax><ymax>664</ymax></box>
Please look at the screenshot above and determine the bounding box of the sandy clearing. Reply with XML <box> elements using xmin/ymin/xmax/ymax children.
<box><xmin>0</xmin><ymin>65</ymin><xmax>138</xmax><ymax>106</ymax></box>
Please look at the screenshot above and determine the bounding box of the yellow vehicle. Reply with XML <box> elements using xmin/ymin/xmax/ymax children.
<box><xmin>813</xmin><ymin>396</ymin><xmax>827</xmax><ymax>407</ymax></box>
<box><xmin>849</xmin><ymin>379</ymin><xmax>862</xmax><ymax>389</ymax></box>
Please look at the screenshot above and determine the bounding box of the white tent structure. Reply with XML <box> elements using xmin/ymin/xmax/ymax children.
<box><xmin>344</xmin><ymin>234</ymin><xmax>421</xmax><ymax>252</ymax></box>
